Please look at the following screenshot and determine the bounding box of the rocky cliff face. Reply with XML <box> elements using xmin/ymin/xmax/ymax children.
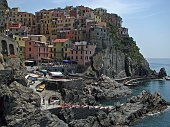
<box><xmin>0</xmin><ymin>0</ymin><xmax>9</xmax><ymax>9</ymax></box>
<box><xmin>88</xmin><ymin>47</ymin><xmax>150</xmax><ymax>78</ymax></box>
<box><xmin>0</xmin><ymin>81</ymin><xmax>68</xmax><ymax>127</ymax></box>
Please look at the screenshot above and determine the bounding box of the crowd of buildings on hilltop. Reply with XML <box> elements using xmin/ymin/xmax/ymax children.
<box><xmin>0</xmin><ymin>0</ymin><xmax>129</xmax><ymax>65</ymax></box>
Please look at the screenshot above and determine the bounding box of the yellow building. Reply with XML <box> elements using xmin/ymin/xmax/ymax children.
<box><xmin>13</xmin><ymin>35</ymin><xmax>27</xmax><ymax>60</ymax></box>
<box><xmin>39</xmin><ymin>11</ymin><xmax>53</xmax><ymax>39</ymax></box>
<box><xmin>94</xmin><ymin>15</ymin><xmax>102</xmax><ymax>23</ymax></box>
<box><xmin>15</xmin><ymin>12</ymin><xmax>35</xmax><ymax>27</ymax></box>
<box><xmin>36</xmin><ymin>9</ymin><xmax>75</xmax><ymax>40</ymax></box>
<box><xmin>53</xmin><ymin>39</ymin><xmax>71</xmax><ymax>61</ymax></box>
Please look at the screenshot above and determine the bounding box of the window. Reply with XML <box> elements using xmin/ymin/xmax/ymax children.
<box><xmin>81</xmin><ymin>51</ymin><xmax>83</xmax><ymax>54</ymax></box>
<box><xmin>76</xmin><ymin>56</ymin><xmax>78</xmax><ymax>59</ymax></box>
<box><xmin>71</xmin><ymin>56</ymin><xmax>73</xmax><ymax>59</ymax></box>
<box><xmin>76</xmin><ymin>51</ymin><xmax>78</xmax><ymax>54</ymax></box>
<box><xmin>86</xmin><ymin>51</ymin><xmax>87</xmax><ymax>54</ymax></box>
<box><xmin>29</xmin><ymin>48</ymin><xmax>31</xmax><ymax>51</ymax></box>
<box><xmin>81</xmin><ymin>56</ymin><xmax>82</xmax><ymax>59</ymax></box>
<box><xmin>29</xmin><ymin>54</ymin><xmax>31</xmax><ymax>58</ymax></box>
<box><xmin>90</xmin><ymin>51</ymin><xmax>91</xmax><ymax>54</ymax></box>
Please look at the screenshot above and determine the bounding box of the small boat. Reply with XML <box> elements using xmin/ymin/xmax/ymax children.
<box><xmin>165</xmin><ymin>76</ymin><xmax>170</xmax><ymax>80</ymax></box>
<box><xmin>49</xmin><ymin>71</ymin><xmax>64</xmax><ymax>78</ymax></box>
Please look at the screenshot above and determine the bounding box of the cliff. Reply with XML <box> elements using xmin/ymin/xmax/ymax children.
<box><xmin>87</xmin><ymin>24</ymin><xmax>150</xmax><ymax>78</ymax></box>
<box><xmin>89</xmin><ymin>47</ymin><xmax>150</xmax><ymax>78</ymax></box>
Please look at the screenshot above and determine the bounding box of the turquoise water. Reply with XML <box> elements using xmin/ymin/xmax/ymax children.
<box><xmin>131</xmin><ymin>58</ymin><xmax>170</xmax><ymax>127</ymax></box>
<box><xmin>101</xmin><ymin>58</ymin><xmax>170</xmax><ymax>127</ymax></box>
<box><xmin>130</xmin><ymin>80</ymin><xmax>170</xmax><ymax>127</ymax></box>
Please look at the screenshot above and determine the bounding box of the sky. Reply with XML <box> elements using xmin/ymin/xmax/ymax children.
<box><xmin>7</xmin><ymin>0</ymin><xmax>170</xmax><ymax>58</ymax></box>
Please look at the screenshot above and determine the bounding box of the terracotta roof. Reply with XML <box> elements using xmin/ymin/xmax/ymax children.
<box><xmin>53</xmin><ymin>39</ymin><xmax>69</xmax><ymax>43</ymax></box>
<box><xmin>9</xmin><ymin>23</ymin><xmax>22</xmax><ymax>29</ymax></box>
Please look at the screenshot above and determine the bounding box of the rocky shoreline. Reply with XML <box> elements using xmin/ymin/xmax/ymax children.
<box><xmin>60</xmin><ymin>75</ymin><xmax>131</xmax><ymax>105</ymax></box>
<box><xmin>0</xmin><ymin>69</ymin><xmax>168</xmax><ymax>127</ymax></box>
<box><xmin>63</xmin><ymin>90</ymin><xmax>167</xmax><ymax>127</ymax></box>
<box><xmin>0</xmin><ymin>57</ymin><xmax>168</xmax><ymax>127</ymax></box>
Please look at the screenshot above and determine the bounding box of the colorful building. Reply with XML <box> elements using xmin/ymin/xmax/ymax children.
<box><xmin>53</xmin><ymin>39</ymin><xmax>71</xmax><ymax>61</ymax></box>
<box><xmin>13</xmin><ymin>35</ymin><xmax>27</xmax><ymax>60</ymax></box>
<box><xmin>6</xmin><ymin>22</ymin><xmax>30</xmax><ymax>36</ymax></box>
<box><xmin>67</xmin><ymin>41</ymin><xmax>96</xmax><ymax>65</ymax></box>
<box><xmin>27</xmin><ymin>35</ymin><xmax>47</xmax><ymax>42</ymax></box>
<box><xmin>25</xmin><ymin>40</ymin><xmax>48</xmax><ymax>64</ymax></box>
<box><xmin>48</xmin><ymin>45</ymin><xmax>54</xmax><ymax>60</ymax></box>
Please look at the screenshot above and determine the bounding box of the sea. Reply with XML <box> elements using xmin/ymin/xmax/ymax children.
<box><xmin>101</xmin><ymin>58</ymin><xmax>170</xmax><ymax>127</ymax></box>
<box><xmin>130</xmin><ymin>58</ymin><xmax>170</xmax><ymax>127</ymax></box>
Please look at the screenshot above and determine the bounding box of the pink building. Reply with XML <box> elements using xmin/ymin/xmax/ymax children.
<box><xmin>25</xmin><ymin>40</ymin><xmax>48</xmax><ymax>64</ymax></box>
<box><xmin>67</xmin><ymin>41</ymin><xmax>96</xmax><ymax>65</ymax></box>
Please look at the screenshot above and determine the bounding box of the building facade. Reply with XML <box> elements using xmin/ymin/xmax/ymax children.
<box><xmin>53</xmin><ymin>39</ymin><xmax>71</xmax><ymax>61</ymax></box>
<box><xmin>25</xmin><ymin>40</ymin><xmax>48</xmax><ymax>63</ymax></box>
<box><xmin>67</xmin><ymin>41</ymin><xmax>96</xmax><ymax>65</ymax></box>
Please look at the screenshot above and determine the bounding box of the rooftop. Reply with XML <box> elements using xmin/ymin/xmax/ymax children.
<box><xmin>53</xmin><ymin>39</ymin><xmax>69</xmax><ymax>43</ymax></box>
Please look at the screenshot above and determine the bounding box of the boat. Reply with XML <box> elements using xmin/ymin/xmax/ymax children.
<box><xmin>165</xmin><ymin>76</ymin><xmax>170</xmax><ymax>80</ymax></box>
<box><xmin>36</xmin><ymin>84</ymin><xmax>45</xmax><ymax>92</ymax></box>
<box><xmin>48</xmin><ymin>71</ymin><xmax>64</xmax><ymax>78</ymax></box>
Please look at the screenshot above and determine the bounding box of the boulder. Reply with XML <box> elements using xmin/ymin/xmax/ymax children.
<box><xmin>59</xmin><ymin>108</ymin><xmax>75</xmax><ymax>123</ymax></box>
<box><xmin>158</xmin><ymin>67</ymin><xmax>167</xmax><ymax>78</ymax></box>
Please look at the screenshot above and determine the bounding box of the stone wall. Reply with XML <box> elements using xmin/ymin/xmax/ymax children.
<box><xmin>0</xmin><ymin>34</ymin><xmax>18</xmax><ymax>56</ymax></box>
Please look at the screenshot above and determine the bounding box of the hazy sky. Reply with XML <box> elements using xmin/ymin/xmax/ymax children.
<box><xmin>8</xmin><ymin>0</ymin><xmax>170</xmax><ymax>58</ymax></box>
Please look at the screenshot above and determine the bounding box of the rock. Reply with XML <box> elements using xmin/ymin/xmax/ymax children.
<box><xmin>88</xmin><ymin>75</ymin><xmax>131</xmax><ymax>100</ymax></box>
<box><xmin>58</xmin><ymin>108</ymin><xmax>75</xmax><ymax>123</ymax></box>
<box><xmin>96</xmin><ymin>111</ymin><xmax>111</xmax><ymax>127</ymax></box>
<box><xmin>0</xmin><ymin>53</ymin><xmax>4</xmax><ymax>70</ymax></box>
<box><xmin>158</xmin><ymin>67</ymin><xmax>167</xmax><ymax>78</ymax></box>
<box><xmin>88</xmin><ymin>47</ymin><xmax>150</xmax><ymax>78</ymax></box>
<box><xmin>68</xmin><ymin>91</ymin><xmax>167</xmax><ymax>126</ymax></box>
<box><xmin>0</xmin><ymin>63</ymin><xmax>4</xmax><ymax>70</ymax></box>
<box><xmin>0</xmin><ymin>81</ymin><xmax>68</xmax><ymax>127</ymax></box>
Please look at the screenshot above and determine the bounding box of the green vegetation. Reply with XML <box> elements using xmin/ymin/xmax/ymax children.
<box><xmin>107</xmin><ymin>22</ymin><xmax>145</xmax><ymax>62</ymax></box>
